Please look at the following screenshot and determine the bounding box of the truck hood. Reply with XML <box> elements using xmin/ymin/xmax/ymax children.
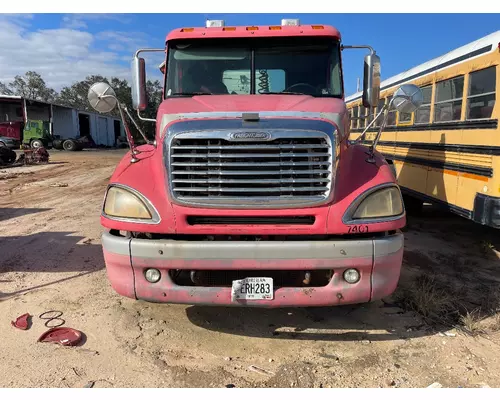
<box><xmin>156</xmin><ymin>94</ymin><xmax>347</xmax><ymax>116</ymax></box>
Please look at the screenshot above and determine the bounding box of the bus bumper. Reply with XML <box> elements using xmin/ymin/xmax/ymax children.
<box><xmin>473</xmin><ymin>193</ymin><xmax>500</xmax><ymax>229</ymax></box>
<box><xmin>101</xmin><ymin>230</ymin><xmax>404</xmax><ymax>307</ymax></box>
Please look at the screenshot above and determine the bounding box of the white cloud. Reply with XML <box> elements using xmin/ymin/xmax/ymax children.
<box><xmin>0</xmin><ymin>15</ymin><xmax>164</xmax><ymax>92</ymax></box>
<box><xmin>61</xmin><ymin>13</ymin><xmax>130</xmax><ymax>30</ymax></box>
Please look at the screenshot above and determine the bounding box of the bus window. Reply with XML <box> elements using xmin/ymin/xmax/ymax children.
<box><xmin>352</xmin><ymin>106</ymin><xmax>359</xmax><ymax>129</ymax></box>
<box><xmin>434</xmin><ymin>75</ymin><xmax>464</xmax><ymax>123</ymax></box>
<box><xmin>398</xmin><ymin>111</ymin><xmax>412</xmax><ymax>124</ymax></box>
<box><xmin>386</xmin><ymin>95</ymin><xmax>397</xmax><ymax>126</ymax></box>
<box><xmin>415</xmin><ymin>85</ymin><xmax>432</xmax><ymax>124</ymax></box>
<box><xmin>359</xmin><ymin>105</ymin><xmax>366</xmax><ymax>128</ymax></box>
<box><xmin>467</xmin><ymin>66</ymin><xmax>496</xmax><ymax>120</ymax></box>
<box><xmin>374</xmin><ymin>97</ymin><xmax>385</xmax><ymax>127</ymax></box>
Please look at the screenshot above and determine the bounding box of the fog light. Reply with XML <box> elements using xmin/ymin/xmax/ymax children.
<box><xmin>343</xmin><ymin>268</ymin><xmax>360</xmax><ymax>284</ymax></box>
<box><xmin>145</xmin><ymin>268</ymin><xmax>161</xmax><ymax>283</ymax></box>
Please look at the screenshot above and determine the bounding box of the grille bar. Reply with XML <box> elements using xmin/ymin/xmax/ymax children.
<box><xmin>173</xmin><ymin>186</ymin><xmax>328</xmax><ymax>193</ymax></box>
<box><xmin>171</xmin><ymin>161</ymin><xmax>331</xmax><ymax>167</ymax></box>
<box><xmin>172</xmin><ymin>169</ymin><xmax>331</xmax><ymax>176</ymax></box>
<box><xmin>171</xmin><ymin>144</ymin><xmax>330</xmax><ymax>150</ymax></box>
<box><xmin>173</xmin><ymin>178</ymin><xmax>331</xmax><ymax>184</ymax></box>
<box><xmin>172</xmin><ymin>152</ymin><xmax>329</xmax><ymax>159</ymax></box>
<box><xmin>168</xmin><ymin>131</ymin><xmax>334</xmax><ymax>207</ymax></box>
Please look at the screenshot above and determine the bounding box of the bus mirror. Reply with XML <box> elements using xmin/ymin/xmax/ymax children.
<box><xmin>362</xmin><ymin>52</ymin><xmax>381</xmax><ymax>108</ymax></box>
<box><xmin>131</xmin><ymin>56</ymin><xmax>148</xmax><ymax>111</ymax></box>
<box><xmin>391</xmin><ymin>84</ymin><xmax>424</xmax><ymax>113</ymax></box>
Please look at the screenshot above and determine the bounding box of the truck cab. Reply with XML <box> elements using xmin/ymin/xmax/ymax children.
<box><xmin>88</xmin><ymin>19</ymin><xmax>423</xmax><ymax>307</ymax></box>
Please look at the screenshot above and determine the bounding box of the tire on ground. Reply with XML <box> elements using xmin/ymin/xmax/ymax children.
<box><xmin>63</xmin><ymin>139</ymin><xmax>77</xmax><ymax>151</ymax></box>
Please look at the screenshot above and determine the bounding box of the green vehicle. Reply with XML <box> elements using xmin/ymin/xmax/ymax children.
<box><xmin>23</xmin><ymin>120</ymin><xmax>52</xmax><ymax>149</ymax></box>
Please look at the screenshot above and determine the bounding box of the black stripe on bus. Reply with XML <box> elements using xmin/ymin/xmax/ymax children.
<box><xmin>349</xmin><ymin>119</ymin><xmax>498</xmax><ymax>133</ymax></box>
<box><xmin>382</xmin><ymin>153</ymin><xmax>493</xmax><ymax>178</ymax></box>
<box><xmin>355</xmin><ymin>140</ymin><xmax>500</xmax><ymax>156</ymax></box>
<box><xmin>400</xmin><ymin>186</ymin><xmax>473</xmax><ymax>219</ymax></box>
<box><xmin>347</xmin><ymin>44</ymin><xmax>494</xmax><ymax>102</ymax></box>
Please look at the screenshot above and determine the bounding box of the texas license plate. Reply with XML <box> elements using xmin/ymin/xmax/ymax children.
<box><xmin>231</xmin><ymin>277</ymin><xmax>274</xmax><ymax>301</ymax></box>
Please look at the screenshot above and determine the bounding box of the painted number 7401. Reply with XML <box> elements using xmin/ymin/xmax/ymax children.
<box><xmin>347</xmin><ymin>225</ymin><xmax>369</xmax><ymax>234</ymax></box>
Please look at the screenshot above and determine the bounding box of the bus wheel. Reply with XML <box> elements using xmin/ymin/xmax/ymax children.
<box><xmin>403</xmin><ymin>194</ymin><xmax>423</xmax><ymax>216</ymax></box>
<box><xmin>31</xmin><ymin>139</ymin><xmax>44</xmax><ymax>149</ymax></box>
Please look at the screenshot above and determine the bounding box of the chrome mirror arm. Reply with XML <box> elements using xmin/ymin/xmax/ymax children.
<box><xmin>355</xmin><ymin>104</ymin><xmax>387</xmax><ymax>144</ymax></box>
<box><xmin>366</xmin><ymin>97</ymin><xmax>395</xmax><ymax>164</ymax></box>
<box><xmin>99</xmin><ymin>94</ymin><xmax>154</xmax><ymax>163</ymax></box>
<box><xmin>115</xmin><ymin>103</ymin><xmax>140</xmax><ymax>163</ymax></box>
<box><xmin>122</xmin><ymin>105</ymin><xmax>153</xmax><ymax>146</ymax></box>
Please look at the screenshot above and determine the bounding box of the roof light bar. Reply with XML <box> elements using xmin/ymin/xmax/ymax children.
<box><xmin>206</xmin><ymin>20</ymin><xmax>225</xmax><ymax>28</ymax></box>
<box><xmin>281</xmin><ymin>19</ymin><xmax>300</xmax><ymax>26</ymax></box>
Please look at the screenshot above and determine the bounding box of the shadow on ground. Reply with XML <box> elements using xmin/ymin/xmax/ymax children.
<box><xmin>186</xmin><ymin>204</ymin><xmax>500</xmax><ymax>341</ymax></box>
<box><xmin>0</xmin><ymin>207</ymin><xmax>52</xmax><ymax>222</ymax></box>
<box><xmin>396</xmin><ymin>203</ymin><xmax>500</xmax><ymax>334</ymax></box>
<box><xmin>0</xmin><ymin>231</ymin><xmax>104</xmax><ymax>300</ymax></box>
<box><xmin>185</xmin><ymin>300</ymin><xmax>434</xmax><ymax>343</ymax></box>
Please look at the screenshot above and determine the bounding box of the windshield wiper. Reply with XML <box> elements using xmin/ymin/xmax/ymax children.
<box><xmin>168</xmin><ymin>92</ymin><xmax>213</xmax><ymax>97</ymax></box>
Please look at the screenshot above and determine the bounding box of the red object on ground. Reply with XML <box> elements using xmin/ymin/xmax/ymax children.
<box><xmin>37</xmin><ymin>327</ymin><xmax>83</xmax><ymax>346</ymax></box>
<box><xmin>11</xmin><ymin>313</ymin><xmax>31</xmax><ymax>330</ymax></box>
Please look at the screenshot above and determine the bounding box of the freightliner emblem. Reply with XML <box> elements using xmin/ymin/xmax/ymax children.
<box><xmin>228</xmin><ymin>131</ymin><xmax>272</xmax><ymax>141</ymax></box>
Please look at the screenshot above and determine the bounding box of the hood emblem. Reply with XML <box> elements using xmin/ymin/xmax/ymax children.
<box><xmin>228</xmin><ymin>131</ymin><xmax>272</xmax><ymax>141</ymax></box>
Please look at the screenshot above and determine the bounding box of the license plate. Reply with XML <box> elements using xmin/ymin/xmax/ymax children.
<box><xmin>231</xmin><ymin>277</ymin><xmax>274</xmax><ymax>301</ymax></box>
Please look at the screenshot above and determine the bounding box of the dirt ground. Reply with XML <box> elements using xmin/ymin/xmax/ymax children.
<box><xmin>1</xmin><ymin>150</ymin><xmax>500</xmax><ymax>388</ymax></box>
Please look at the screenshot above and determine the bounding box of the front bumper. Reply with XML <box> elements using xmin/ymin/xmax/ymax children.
<box><xmin>102</xmin><ymin>231</ymin><xmax>404</xmax><ymax>307</ymax></box>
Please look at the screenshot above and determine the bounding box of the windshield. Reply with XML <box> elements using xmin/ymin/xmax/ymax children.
<box><xmin>165</xmin><ymin>37</ymin><xmax>343</xmax><ymax>97</ymax></box>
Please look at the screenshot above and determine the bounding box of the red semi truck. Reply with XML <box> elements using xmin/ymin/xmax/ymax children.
<box><xmin>87</xmin><ymin>19</ymin><xmax>423</xmax><ymax>307</ymax></box>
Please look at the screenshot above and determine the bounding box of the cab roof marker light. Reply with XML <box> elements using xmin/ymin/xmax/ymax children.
<box><xmin>269</xmin><ymin>26</ymin><xmax>282</xmax><ymax>30</ymax></box>
<box><xmin>281</xmin><ymin>19</ymin><xmax>300</xmax><ymax>26</ymax></box>
<box><xmin>311</xmin><ymin>25</ymin><xmax>324</xmax><ymax>29</ymax></box>
<box><xmin>223</xmin><ymin>27</ymin><xmax>236</xmax><ymax>31</ymax></box>
<box><xmin>206</xmin><ymin>20</ymin><xmax>225</xmax><ymax>28</ymax></box>
<box><xmin>181</xmin><ymin>28</ymin><xmax>194</xmax><ymax>32</ymax></box>
<box><xmin>246</xmin><ymin>26</ymin><xmax>259</xmax><ymax>31</ymax></box>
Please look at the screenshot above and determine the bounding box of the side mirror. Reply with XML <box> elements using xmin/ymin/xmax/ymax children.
<box><xmin>87</xmin><ymin>82</ymin><xmax>118</xmax><ymax>113</ymax></box>
<box><xmin>131</xmin><ymin>57</ymin><xmax>148</xmax><ymax>111</ymax></box>
<box><xmin>391</xmin><ymin>84</ymin><xmax>424</xmax><ymax>113</ymax></box>
<box><xmin>362</xmin><ymin>53</ymin><xmax>381</xmax><ymax>108</ymax></box>
<box><xmin>363</xmin><ymin>83</ymin><xmax>423</xmax><ymax>163</ymax></box>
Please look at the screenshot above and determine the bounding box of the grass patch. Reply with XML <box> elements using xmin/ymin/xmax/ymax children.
<box><xmin>394</xmin><ymin>274</ymin><xmax>461</xmax><ymax>326</ymax></box>
<box><xmin>394</xmin><ymin>274</ymin><xmax>500</xmax><ymax>335</ymax></box>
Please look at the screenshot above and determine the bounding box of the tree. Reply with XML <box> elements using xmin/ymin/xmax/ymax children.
<box><xmin>0</xmin><ymin>81</ymin><xmax>13</xmax><ymax>96</ymax></box>
<box><xmin>58</xmin><ymin>75</ymin><xmax>110</xmax><ymax>112</ymax></box>
<box><xmin>8</xmin><ymin>71</ymin><xmax>57</xmax><ymax>102</ymax></box>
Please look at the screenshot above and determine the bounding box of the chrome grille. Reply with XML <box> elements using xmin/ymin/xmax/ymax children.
<box><xmin>167</xmin><ymin>131</ymin><xmax>334</xmax><ymax>208</ymax></box>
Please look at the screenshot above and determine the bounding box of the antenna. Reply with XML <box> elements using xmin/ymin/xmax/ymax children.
<box><xmin>356</xmin><ymin>77</ymin><xmax>360</xmax><ymax>92</ymax></box>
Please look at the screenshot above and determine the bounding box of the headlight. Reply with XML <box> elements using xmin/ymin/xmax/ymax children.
<box><xmin>104</xmin><ymin>186</ymin><xmax>152</xmax><ymax>220</ymax></box>
<box><xmin>352</xmin><ymin>186</ymin><xmax>404</xmax><ymax>219</ymax></box>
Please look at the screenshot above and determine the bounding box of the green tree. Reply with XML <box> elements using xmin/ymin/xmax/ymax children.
<box><xmin>0</xmin><ymin>81</ymin><xmax>13</xmax><ymax>96</ymax></box>
<box><xmin>8</xmin><ymin>71</ymin><xmax>57</xmax><ymax>102</ymax></box>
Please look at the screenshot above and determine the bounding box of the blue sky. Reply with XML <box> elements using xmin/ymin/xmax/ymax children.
<box><xmin>0</xmin><ymin>13</ymin><xmax>499</xmax><ymax>95</ymax></box>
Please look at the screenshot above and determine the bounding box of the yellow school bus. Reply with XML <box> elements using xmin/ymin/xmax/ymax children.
<box><xmin>346</xmin><ymin>31</ymin><xmax>500</xmax><ymax>229</ymax></box>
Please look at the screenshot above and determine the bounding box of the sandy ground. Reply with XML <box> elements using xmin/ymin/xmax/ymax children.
<box><xmin>1</xmin><ymin>150</ymin><xmax>500</xmax><ymax>388</ymax></box>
